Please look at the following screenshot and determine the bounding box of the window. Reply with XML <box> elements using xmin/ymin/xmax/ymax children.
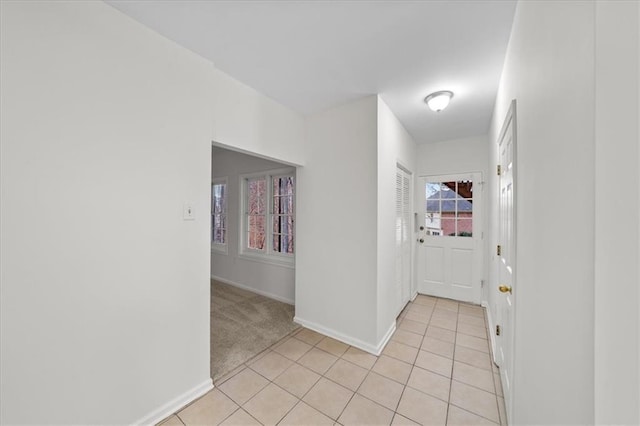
<box><xmin>425</xmin><ymin>180</ymin><xmax>473</xmax><ymax>237</ymax></box>
<box><xmin>241</xmin><ymin>169</ymin><xmax>295</xmax><ymax>264</ymax></box>
<box><xmin>211</xmin><ymin>178</ymin><xmax>227</xmax><ymax>251</ymax></box>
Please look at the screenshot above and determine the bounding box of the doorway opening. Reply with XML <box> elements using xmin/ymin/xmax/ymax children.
<box><xmin>210</xmin><ymin>145</ymin><xmax>299</xmax><ymax>382</ymax></box>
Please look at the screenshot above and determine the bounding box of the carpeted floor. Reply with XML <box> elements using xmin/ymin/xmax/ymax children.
<box><xmin>210</xmin><ymin>280</ymin><xmax>299</xmax><ymax>382</ymax></box>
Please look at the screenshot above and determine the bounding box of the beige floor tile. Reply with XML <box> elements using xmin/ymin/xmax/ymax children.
<box><xmin>458</xmin><ymin>305</ymin><xmax>484</xmax><ymax>318</ymax></box>
<box><xmin>249</xmin><ymin>351</ymin><xmax>294</xmax><ymax>380</ymax></box>
<box><xmin>405</xmin><ymin>311</ymin><xmax>430</xmax><ymax>324</ymax></box>
<box><xmin>299</xmin><ymin>347</ymin><xmax>339</xmax><ymax>374</ymax></box>
<box><xmin>457</xmin><ymin>322</ymin><xmax>488</xmax><ymax>340</ymax></box>
<box><xmin>398</xmin><ymin>319</ymin><xmax>427</xmax><ymax>335</ymax></box>
<box><xmin>454</xmin><ymin>345</ymin><xmax>492</xmax><ymax>371</ymax></box>
<box><xmin>456</xmin><ymin>334</ymin><xmax>490</xmax><ymax>354</ymax></box>
<box><xmin>452</xmin><ymin>361</ymin><xmax>495</xmax><ymax>393</ymax></box>
<box><xmin>446</xmin><ymin>405</ymin><xmax>497</xmax><ymax>425</ymax></box>
<box><xmin>450</xmin><ymin>381</ymin><xmax>499</xmax><ymax>423</ymax></box>
<box><xmin>396</xmin><ymin>387</ymin><xmax>448</xmax><ymax>426</ymax></box>
<box><xmin>357</xmin><ymin>372</ymin><xmax>404</xmax><ymax>410</ymax></box>
<box><xmin>494</xmin><ymin>372</ymin><xmax>503</xmax><ymax>397</ymax></box>
<box><xmin>407</xmin><ymin>366</ymin><xmax>450</xmax><ymax>402</ymax></box>
<box><xmin>436</xmin><ymin>299</ymin><xmax>459</xmax><ymax>312</ymax></box>
<box><xmin>414</xmin><ymin>294</ymin><xmax>437</xmax><ymax>306</ymax></box>
<box><xmin>280</xmin><ymin>401</ymin><xmax>335</xmax><ymax>426</ymax></box>
<box><xmin>372</xmin><ymin>355</ymin><xmax>412</xmax><ymax>384</ymax></box>
<box><xmin>296</xmin><ymin>328</ymin><xmax>326</xmax><ymax>345</ymax></box>
<box><xmin>243</xmin><ymin>383</ymin><xmax>298</xmax><ymax>426</ymax></box>
<box><xmin>303</xmin><ymin>378</ymin><xmax>354</xmax><ymax>420</ymax></box>
<box><xmin>421</xmin><ymin>337</ymin><xmax>455</xmax><ymax>359</ymax></box>
<box><xmin>178</xmin><ymin>389</ymin><xmax>238</xmax><ymax>426</ymax></box>
<box><xmin>274</xmin><ymin>337</ymin><xmax>313</xmax><ymax>361</ymax></box>
<box><xmin>457</xmin><ymin>313</ymin><xmax>485</xmax><ymax>327</ymax></box>
<box><xmin>273</xmin><ymin>363</ymin><xmax>321</xmax><ymax>398</ymax></box>
<box><xmin>392</xmin><ymin>329</ymin><xmax>423</xmax><ymax>348</ymax></box>
<box><xmin>219</xmin><ymin>409</ymin><xmax>261</xmax><ymax>426</ymax></box>
<box><xmin>408</xmin><ymin>303</ymin><xmax>433</xmax><ymax>316</ymax></box>
<box><xmin>316</xmin><ymin>336</ymin><xmax>350</xmax><ymax>357</ymax></box>
<box><xmin>383</xmin><ymin>341</ymin><xmax>419</xmax><ymax>364</ymax></box>
<box><xmin>325</xmin><ymin>358</ymin><xmax>369</xmax><ymax>391</ymax></box>
<box><xmin>430</xmin><ymin>316</ymin><xmax>457</xmax><ymax>331</ymax></box>
<box><xmin>219</xmin><ymin>368</ymin><xmax>269</xmax><ymax>405</ymax></box>
<box><xmin>391</xmin><ymin>413</ymin><xmax>420</xmax><ymax>425</ymax></box>
<box><xmin>425</xmin><ymin>326</ymin><xmax>456</xmax><ymax>344</ymax></box>
<box><xmin>497</xmin><ymin>396</ymin><xmax>507</xmax><ymax>425</ymax></box>
<box><xmin>341</xmin><ymin>346</ymin><xmax>377</xmax><ymax>370</ymax></box>
<box><xmin>432</xmin><ymin>309</ymin><xmax>458</xmax><ymax>320</ymax></box>
<box><xmin>159</xmin><ymin>414</ymin><xmax>183</xmax><ymax>426</ymax></box>
<box><xmin>415</xmin><ymin>350</ymin><xmax>453</xmax><ymax>378</ymax></box>
<box><xmin>338</xmin><ymin>394</ymin><xmax>394</xmax><ymax>426</ymax></box>
<box><xmin>215</xmin><ymin>363</ymin><xmax>247</xmax><ymax>387</ymax></box>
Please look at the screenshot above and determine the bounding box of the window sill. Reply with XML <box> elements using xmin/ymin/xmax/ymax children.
<box><xmin>238</xmin><ymin>251</ymin><xmax>294</xmax><ymax>269</ymax></box>
<box><xmin>211</xmin><ymin>244</ymin><xmax>228</xmax><ymax>255</ymax></box>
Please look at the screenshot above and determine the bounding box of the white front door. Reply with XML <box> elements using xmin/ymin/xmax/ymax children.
<box><xmin>416</xmin><ymin>173</ymin><xmax>483</xmax><ymax>304</ymax></box>
<box><xmin>395</xmin><ymin>166</ymin><xmax>412</xmax><ymax>315</ymax></box>
<box><xmin>495</xmin><ymin>100</ymin><xmax>517</xmax><ymax>424</ymax></box>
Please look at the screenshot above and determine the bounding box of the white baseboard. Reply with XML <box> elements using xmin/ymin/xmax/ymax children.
<box><xmin>133</xmin><ymin>378</ymin><xmax>213</xmax><ymax>425</ymax></box>
<box><xmin>293</xmin><ymin>316</ymin><xmax>396</xmax><ymax>356</ymax></box>
<box><xmin>483</xmin><ymin>300</ymin><xmax>499</xmax><ymax>365</ymax></box>
<box><xmin>211</xmin><ymin>275</ymin><xmax>294</xmax><ymax>305</ymax></box>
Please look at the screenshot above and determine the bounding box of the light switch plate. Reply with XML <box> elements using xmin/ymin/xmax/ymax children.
<box><xmin>183</xmin><ymin>203</ymin><xmax>195</xmax><ymax>220</ymax></box>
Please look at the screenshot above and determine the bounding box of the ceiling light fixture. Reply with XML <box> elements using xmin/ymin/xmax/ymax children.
<box><xmin>425</xmin><ymin>91</ymin><xmax>454</xmax><ymax>112</ymax></box>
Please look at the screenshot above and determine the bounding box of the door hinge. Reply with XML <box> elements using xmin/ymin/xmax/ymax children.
<box><xmin>481</xmin><ymin>280</ymin><xmax>485</xmax><ymax>288</ymax></box>
<box><xmin>497</xmin><ymin>165</ymin><xmax>502</xmax><ymax>176</ymax></box>
<box><xmin>496</xmin><ymin>325</ymin><xmax>501</xmax><ymax>336</ymax></box>
<box><xmin>497</xmin><ymin>245</ymin><xmax>502</xmax><ymax>256</ymax></box>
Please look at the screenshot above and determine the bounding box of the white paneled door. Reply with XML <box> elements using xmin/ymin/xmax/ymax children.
<box><xmin>395</xmin><ymin>166</ymin><xmax>412</xmax><ymax>316</ymax></box>
<box><xmin>416</xmin><ymin>173</ymin><xmax>482</xmax><ymax>304</ymax></box>
<box><xmin>495</xmin><ymin>100</ymin><xmax>517</xmax><ymax>424</ymax></box>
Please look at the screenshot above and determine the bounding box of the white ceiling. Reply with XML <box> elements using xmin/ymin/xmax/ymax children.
<box><xmin>106</xmin><ymin>1</ymin><xmax>516</xmax><ymax>144</ymax></box>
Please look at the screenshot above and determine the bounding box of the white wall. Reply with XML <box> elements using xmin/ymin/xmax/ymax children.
<box><xmin>416</xmin><ymin>135</ymin><xmax>490</xmax><ymax>302</ymax></box>
<box><xmin>417</xmin><ymin>135</ymin><xmax>489</xmax><ymax>178</ymax></box>
<box><xmin>0</xmin><ymin>1</ymin><xmax>306</xmax><ymax>424</ymax></box>
<box><xmin>594</xmin><ymin>1</ymin><xmax>639</xmax><ymax>423</ymax></box>
<box><xmin>376</xmin><ymin>97</ymin><xmax>418</xmax><ymax>343</ymax></box>
<box><xmin>488</xmin><ymin>1</ymin><xmax>599</xmax><ymax>424</ymax></box>
<box><xmin>0</xmin><ymin>2</ymin><xmax>214</xmax><ymax>423</ymax></box>
<box><xmin>295</xmin><ymin>96</ymin><xmax>380</xmax><ymax>350</ymax></box>
<box><xmin>211</xmin><ymin>147</ymin><xmax>295</xmax><ymax>304</ymax></box>
<box><xmin>211</xmin><ymin>69</ymin><xmax>305</xmax><ymax>167</ymax></box>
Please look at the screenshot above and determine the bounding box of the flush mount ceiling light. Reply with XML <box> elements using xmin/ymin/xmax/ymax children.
<box><xmin>424</xmin><ymin>90</ymin><xmax>454</xmax><ymax>112</ymax></box>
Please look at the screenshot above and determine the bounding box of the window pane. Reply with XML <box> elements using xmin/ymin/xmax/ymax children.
<box><xmin>248</xmin><ymin>178</ymin><xmax>266</xmax><ymax>215</ymax></box>
<box><xmin>441</xmin><ymin>218</ymin><xmax>456</xmax><ymax>236</ymax></box>
<box><xmin>427</xmin><ymin>198</ymin><xmax>440</xmax><ymax>213</ymax></box>
<box><xmin>426</xmin><ymin>182</ymin><xmax>440</xmax><ymax>199</ymax></box>
<box><xmin>456</xmin><ymin>199</ymin><xmax>473</xmax><ymax>215</ymax></box>
<box><xmin>457</xmin><ymin>218</ymin><xmax>473</xmax><ymax>237</ymax></box>
<box><xmin>248</xmin><ymin>232</ymin><xmax>265</xmax><ymax>250</ymax></box>
<box><xmin>271</xmin><ymin>175</ymin><xmax>294</xmax><ymax>254</ymax></box>
<box><xmin>273</xmin><ymin>234</ymin><xmax>294</xmax><ymax>254</ymax></box>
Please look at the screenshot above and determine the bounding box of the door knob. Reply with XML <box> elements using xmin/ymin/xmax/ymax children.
<box><xmin>498</xmin><ymin>285</ymin><xmax>512</xmax><ymax>294</ymax></box>
<box><xmin>418</xmin><ymin>238</ymin><xmax>424</xmax><ymax>243</ymax></box>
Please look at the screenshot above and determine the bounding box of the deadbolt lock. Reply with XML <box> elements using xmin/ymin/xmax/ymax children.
<box><xmin>498</xmin><ymin>285</ymin><xmax>512</xmax><ymax>294</ymax></box>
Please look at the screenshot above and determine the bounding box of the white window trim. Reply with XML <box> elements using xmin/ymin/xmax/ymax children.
<box><xmin>239</xmin><ymin>167</ymin><xmax>295</xmax><ymax>268</ymax></box>
<box><xmin>211</xmin><ymin>177</ymin><xmax>228</xmax><ymax>255</ymax></box>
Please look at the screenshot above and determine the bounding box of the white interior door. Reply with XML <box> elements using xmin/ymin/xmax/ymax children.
<box><xmin>495</xmin><ymin>100</ymin><xmax>516</xmax><ymax>423</ymax></box>
<box><xmin>416</xmin><ymin>173</ymin><xmax>482</xmax><ymax>304</ymax></box>
<box><xmin>395</xmin><ymin>166</ymin><xmax>412</xmax><ymax>315</ymax></box>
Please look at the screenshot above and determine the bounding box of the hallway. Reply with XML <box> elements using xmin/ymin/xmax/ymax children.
<box><xmin>161</xmin><ymin>295</ymin><xmax>505</xmax><ymax>425</ymax></box>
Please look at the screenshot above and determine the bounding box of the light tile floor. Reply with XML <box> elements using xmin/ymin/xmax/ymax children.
<box><xmin>160</xmin><ymin>295</ymin><xmax>507</xmax><ymax>426</ymax></box>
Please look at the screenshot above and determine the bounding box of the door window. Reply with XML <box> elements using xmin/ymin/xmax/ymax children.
<box><xmin>425</xmin><ymin>180</ymin><xmax>473</xmax><ymax>237</ymax></box>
